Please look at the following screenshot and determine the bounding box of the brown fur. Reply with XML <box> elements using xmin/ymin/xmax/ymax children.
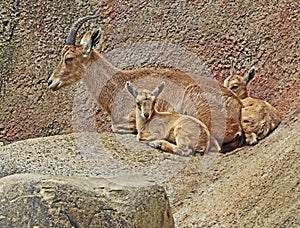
<box><xmin>126</xmin><ymin>82</ymin><xmax>220</xmax><ymax>156</ymax></box>
<box><xmin>181</xmin><ymin>83</ymin><xmax>244</xmax><ymax>151</ymax></box>
<box><xmin>48</xmin><ymin>30</ymin><xmax>243</xmax><ymax>151</ymax></box>
<box><xmin>224</xmin><ymin>68</ymin><xmax>281</xmax><ymax>145</ymax></box>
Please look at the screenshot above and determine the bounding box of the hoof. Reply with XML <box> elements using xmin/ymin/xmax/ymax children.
<box><xmin>246</xmin><ymin>138</ymin><xmax>258</xmax><ymax>146</ymax></box>
<box><xmin>175</xmin><ymin>147</ymin><xmax>194</xmax><ymax>156</ymax></box>
<box><xmin>149</xmin><ymin>140</ymin><xmax>163</xmax><ymax>149</ymax></box>
<box><xmin>177</xmin><ymin>150</ymin><xmax>194</xmax><ymax>157</ymax></box>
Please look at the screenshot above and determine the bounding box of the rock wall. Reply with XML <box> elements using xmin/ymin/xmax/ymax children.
<box><xmin>0</xmin><ymin>0</ymin><xmax>104</xmax><ymax>143</ymax></box>
<box><xmin>1</xmin><ymin>0</ymin><xmax>299</xmax><ymax>142</ymax></box>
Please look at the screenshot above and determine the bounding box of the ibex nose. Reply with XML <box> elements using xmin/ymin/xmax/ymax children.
<box><xmin>235</xmin><ymin>131</ymin><xmax>242</xmax><ymax>139</ymax></box>
<box><xmin>48</xmin><ymin>79</ymin><xmax>53</xmax><ymax>87</ymax></box>
<box><xmin>144</xmin><ymin>113</ymin><xmax>149</xmax><ymax>119</ymax></box>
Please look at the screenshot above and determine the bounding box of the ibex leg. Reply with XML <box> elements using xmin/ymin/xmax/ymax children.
<box><xmin>149</xmin><ymin>140</ymin><xmax>193</xmax><ymax>156</ymax></box>
<box><xmin>112</xmin><ymin>111</ymin><xmax>137</xmax><ymax>134</ymax></box>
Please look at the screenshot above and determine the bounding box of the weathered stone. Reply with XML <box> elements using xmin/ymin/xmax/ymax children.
<box><xmin>0</xmin><ymin>173</ymin><xmax>174</xmax><ymax>228</ymax></box>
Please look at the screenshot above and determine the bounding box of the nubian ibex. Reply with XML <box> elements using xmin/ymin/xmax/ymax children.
<box><xmin>48</xmin><ymin>15</ymin><xmax>244</xmax><ymax>152</ymax></box>
<box><xmin>224</xmin><ymin>66</ymin><xmax>281</xmax><ymax>145</ymax></box>
<box><xmin>126</xmin><ymin>81</ymin><xmax>220</xmax><ymax>155</ymax></box>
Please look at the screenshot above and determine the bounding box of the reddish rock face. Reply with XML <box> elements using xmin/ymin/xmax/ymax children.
<box><xmin>1</xmin><ymin>0</ymin><xmax>299</xmax><ymax>142</ymax></box>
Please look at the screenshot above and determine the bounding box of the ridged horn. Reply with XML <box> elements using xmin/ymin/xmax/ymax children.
<box><xmin>65</xmin><ymin>15</ymin><xmax>99</xmax><ymax>45</ymax></box>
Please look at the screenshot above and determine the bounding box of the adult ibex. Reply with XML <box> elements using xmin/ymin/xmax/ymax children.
<box><xmin>224</xmin><ymin>66</ymin><xmax>281</xmax><ymax>145</ymax></box>
<box><xmin>126</xmin><ymin>81</ymin><xmax>220</xmax><ymax>156</ymax></box>
<box><xmin>48</xmin><ymin>15</ymin><xmax>244</xmax><ymax>152</ymax></box>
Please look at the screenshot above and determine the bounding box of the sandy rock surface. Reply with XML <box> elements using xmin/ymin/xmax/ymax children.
<box><xmin>1</xmin><ymin>118</ymin><xmax>299</xmax><ymax>227</ymax></box>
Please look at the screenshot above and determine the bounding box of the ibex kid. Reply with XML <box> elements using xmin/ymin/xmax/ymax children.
<box><xmin>126</xmin><ymin>81</ymin><xmax>220</xmax><ymax>156</ymax></box>
<box><xmin>224</xmin><ymin>67</ymin><xmax>281</xmax><ymax>145</ymax></box>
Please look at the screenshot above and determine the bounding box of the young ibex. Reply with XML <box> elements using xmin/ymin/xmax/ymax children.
<box><xmin>48</xmin><ymin>15</ymin><xmax>244</xmax><ymax>152</ymax></box>
<box><xmin>126</xmin><ymin>81</ymin><xmax>220</xmax><ymax>155</ymax></box>
<box><xmin>224</xmin><ymin>67</ymin><xmax>281</xmax><ymax>145</ymax></box>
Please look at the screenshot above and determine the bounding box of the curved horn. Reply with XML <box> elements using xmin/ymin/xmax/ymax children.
<box><xmin>65</xmin><ymin>15</ymin><xmax>99</xmax><ymax>45</ymax></box>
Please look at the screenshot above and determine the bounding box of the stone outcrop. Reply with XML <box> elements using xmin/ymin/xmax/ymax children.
<box><xmin>0</xmin><ymin>117</ymin><xmax>299</xmax><ymax>227</ymax></box>
<box><xmin>0</xmin><ymin>173</ymin><xmax>174</xmax><ymax>227</ymax></box>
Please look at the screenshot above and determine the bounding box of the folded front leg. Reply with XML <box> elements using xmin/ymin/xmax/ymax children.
<box><xmin>112</xmin><ymin>122</ymin><xmax>137</xmax><ymax>134</ymax></box>
<box><xmin>149</xmin><ymin>140</ymin><xmax>193</xmax><ymax>156</ymax></box>
<box><xmin>112</xmin><ymin>111</ymin><xmax>137</xmax><ymax>134</ymax></box>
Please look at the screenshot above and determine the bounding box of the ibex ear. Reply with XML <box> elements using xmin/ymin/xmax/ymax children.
<box><xmin>90</xmin><ymin>30</ymin><xmax>101</xmax><ymax>49</ymax></box>
<box><xmin>126</xmin><ymin>81</ymin><xmax>138</xmax><ymax>98</ymax></box>
<box><xmin>244</xmin><ymin>67</ymin><xmax>255</xmax><ymax>84</ymax></box>
<box><xmin>153</xmin><ymin>81</ymin><xmax>165</xmax><ymax>98</ymax></box>
<box><xmin>80</xmin><ymin>30</ymin><xmax>102</xmax><ymax>57</ymax></box>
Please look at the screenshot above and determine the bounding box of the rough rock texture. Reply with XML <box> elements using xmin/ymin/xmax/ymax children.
<box><xmin>0</xmin><ymin>116</ymin><xmax>299</xmax><ymax>227</ymax></box>
<box><xmin>0</xmin><ymin>174</ymin><xmax>174</xmax><ymax>228</ymax></box>
<box><xmin>0</xmin><ymin>0</ymin><xmax>299</xmax><ymax>142</ymax></box>
<box><xmin>0</xmin><ymin>0</ymin><xmax>299</xmax><ymax>227</ymax></box>
<box><xmin>171</xmin><ymin>119</ymin><xmax>300</xmax><ymax>227</ymax></box>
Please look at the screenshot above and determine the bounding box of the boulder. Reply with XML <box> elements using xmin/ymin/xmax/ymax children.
<box><xmin>0</xmin><ymin>173</ymin><xmax>174</xmax><ymax>227</ymax></box>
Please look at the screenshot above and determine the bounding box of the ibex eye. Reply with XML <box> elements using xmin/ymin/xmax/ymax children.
<box><xmin>231</xmin><ymin>85</ymin><xmax>238</xmax><ymax>90</ymax></box>
<box><xmin>137</xmin><ymin>102</ymin><xmax>141</xmax><ymax>107</ymax></box>
<box><xmin>65</xmin><ymin>57</ymin><xmax>73</xmax><ymax>63</ymax></box>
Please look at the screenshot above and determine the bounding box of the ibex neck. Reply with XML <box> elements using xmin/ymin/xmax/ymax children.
<box><xmin>83</xmin><ymin>50</ymin><xmax>119</xmax><ymax>99</ymax></box>
<box><xmin>239</xmin><ymin>91</ymin><xmax>249</xmax><ymax>99</ymax></box>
